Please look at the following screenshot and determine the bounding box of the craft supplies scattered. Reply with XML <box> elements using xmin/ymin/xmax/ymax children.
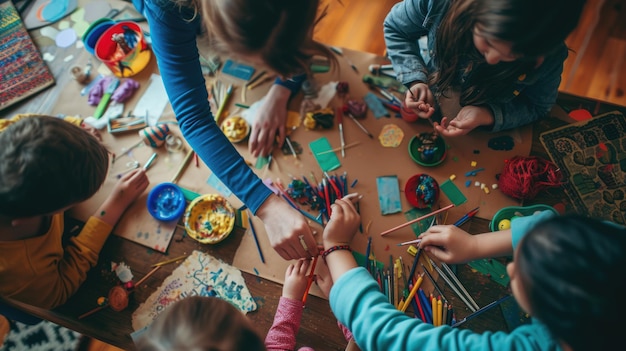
<box><xmin>380</xmin><ymin>204</ymin><xmax>455</xmax><ymax>236</ymax></box>
<box><xmin>408</xmin><ymin>132</ymin><xmax>447</xmax><ymax>166</ymax></box>
<box><xmin>184</xmin><ymin>194</ymin><xmax>236</xmax><ymax>244</ymax></box>
<box><xmin>147</xmin><ymin>182</ymin><xmax>186</xmax><ymax>222</ymax></box>
<box><xmin>221</xmin><ymin>59</ymin><xmax>255</xmax><ymax>80</ymax></box>
<box><xmin>220</xmin><ymin>115</ymin><xmax>250</xmax><ymax>143</ymax></box>
<box><xmin>303</xmin><ymin>108</ymin><xmax>334</xmax><ymax>130</ymax></box>
<box><xmin>404</xmin><ymin>173</ymin><xmax>440</xmax><ymax>209</ymax></box>
<box><xmin>376</xmin><ymin>175</ymin><xmax>402</xmax><ymax>215</ymax></box>
<box><xmin>93</xmin><ymin>77</ymin><xmax>120</xmax><ymax>119</ymax></box>
<box><xmin>94</xmin><ymin>21</ymin><xmax>151</xmax><ymax>77</ymax></box>
<box><xmin>152</xmin><ymin>254</ymin><xmax>189</xmax><ymax>267</ymax></box>
<box><xmin>429</xmin><ymin>258</ymin><xmax>479</xmax><ymax>312</ymax></box>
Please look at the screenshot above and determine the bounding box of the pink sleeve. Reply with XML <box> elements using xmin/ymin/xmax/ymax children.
<box><xmin>337</xmin><ymin>321</ymin><xmax>354</xmax><ymax>341</ymax></box>
<box><xmin>265</xmin><ymin>297</ymin><xmax>305</xmax><ymax>351</ymax></box>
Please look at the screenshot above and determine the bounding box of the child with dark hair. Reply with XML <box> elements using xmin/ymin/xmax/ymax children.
<box><xmin>0</xmin><ymin>116</ymin><xmax>149</xmax><ymax>309</ymax></box>
<box><xmin>323</xmin><ymin>194</ymin><xmax>626</xmax><ymax>351</ymax></box>
<box><xmin>384</xmin><ymin>0</ymin><xmax>586</xmax><ymax>136</ymax></box>
<box><xmin>136</xmin><ymin>259</ymin><xmax>354</xmax><ymax>351</ymax></box>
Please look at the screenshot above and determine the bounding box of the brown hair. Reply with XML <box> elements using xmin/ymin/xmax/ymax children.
<box><xmin>431</xmin><ymin>0</ymin><xmax>585</xmax><ymax>105</ymax></box>
<box><xmin>201</xmin><ymin>0</ymin><xmax>335</xmax><ymax>78</ymax></box>
<box><xmin>0</xmin><ymin>116</ymin><xmax>109</xmax><ymax>218</ymax></box>
<box><xmin>136</xmin><ymin>296</ymin><xmax>266</xmax><ymax>351</ymax></box>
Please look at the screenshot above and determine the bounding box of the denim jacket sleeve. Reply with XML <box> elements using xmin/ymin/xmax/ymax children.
<box><xmin>134</xmin><ymin>0</ymin><xmax>272</xmax><ymax>214</ymax></box>
<box><xmin>487</xmin><ymin>44</ymin><xmax>568</xmax><ymax>132</ymax></box>
<box><xmin>383</xmin><ymin>0</ymin><xmax>448</xmax><ymax>85</ymax></box>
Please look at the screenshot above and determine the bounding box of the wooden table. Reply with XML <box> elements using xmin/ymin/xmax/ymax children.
<box><xmin>4</xmin><ymin>12</ymin><xmax>625</xmax><ymax>351</ymax></box>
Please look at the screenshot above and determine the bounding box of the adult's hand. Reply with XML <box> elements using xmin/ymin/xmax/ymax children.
<box><xmin>248</xmin><ymin>84</ymin><xmax>291</xmax><ymax>157</ymax></box>
<box><xmin>256</xmin><ymin>195</ymin><xmax>318</xmax><ymax>260</ymax></box>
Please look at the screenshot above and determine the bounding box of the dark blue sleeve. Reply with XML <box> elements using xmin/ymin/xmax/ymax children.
<box><xmin>138</xmin><ymin>0</ymin><xmax>272</xmax><ymax>213</ymax></box>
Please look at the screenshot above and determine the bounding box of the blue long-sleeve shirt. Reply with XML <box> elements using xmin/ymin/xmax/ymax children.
<box><xmin>329</xmin><ymin>211</ymin><xmax>560</xmax><ymax>351</ymax></box>
<box><xmin>383</xmin><ymin>0</ymin><xmax>567</xmax><ymax>132</ymax></box>
<box><xmin>132</xmin><ymin>0</ymin><xmax>302</xmax><ymax>213</ymax></box>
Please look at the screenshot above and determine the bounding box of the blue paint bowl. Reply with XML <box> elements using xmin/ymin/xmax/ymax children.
<box><xmin>147</xmin><ymin>182</ymin><xmax>186</xmax><ymax>222</ymax></box>
<box><xmin>83</xmin><ymin>18</ymin><xmax>114</xmax><ymax>55</ymax></box>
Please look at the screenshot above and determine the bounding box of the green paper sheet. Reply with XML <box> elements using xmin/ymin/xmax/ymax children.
<box><xmin>309</xmin><ymin>136</ymin><xmax>341</xmax><ymax>172</ymax></box>
<box><xmin>440</xmin><ymin>179</ymin><xmax>467</xmax><ymax>206</ymax></box>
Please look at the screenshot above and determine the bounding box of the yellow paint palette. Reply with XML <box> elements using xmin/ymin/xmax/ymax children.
<box><xmin>184</xmin><ymin>194</ymin><xmax>236</xmax><ymax>244</ymax></box>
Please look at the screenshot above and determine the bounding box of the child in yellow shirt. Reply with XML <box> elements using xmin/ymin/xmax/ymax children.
<box><xmin>0</xmin><ymin>115</ymin><xmax>149</xmax><ymax>309</ymax></box>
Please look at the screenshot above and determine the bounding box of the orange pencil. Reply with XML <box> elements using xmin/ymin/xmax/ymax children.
<box><xmin>431</xmin><ymin>294</ymin><xmax>438</xmax><ymax>326</ymax></box>
<box><xmin>437</xmin><ymin>296</ymin><xmax>443</xmax><ymax>327</ymax></box>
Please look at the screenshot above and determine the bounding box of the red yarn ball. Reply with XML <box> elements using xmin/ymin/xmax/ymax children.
<box><xmin>498</xmin><ymin>156</ymin><xmax>562</xmax><ymax>200</ymax></box>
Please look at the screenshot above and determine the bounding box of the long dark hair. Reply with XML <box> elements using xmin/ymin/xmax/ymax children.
<box><xmin>431</xmin><ymin>0</ymin><xmax>585</xmax><ymax>105</ymax></box>
<box><xmin>516</xmin><ymin>215</ymin><xmax>626</xmax><ymax>350</ymax></box>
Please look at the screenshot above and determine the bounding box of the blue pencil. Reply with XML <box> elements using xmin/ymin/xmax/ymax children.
<box><xmin>418</xmin><ymin>288</ymin><xmax>433</xmax><ymax>324</ymax></box>
<box><xmin>451</xmin><ymin>295</ymin><xmax>512</xmax><ymax>328</ymax></box>
<box><xmin>247</xmin><ymin>212</ymin><xmax>265</xmax><ymax>264</ymax></box>
<box><xmin>453</xmin><ymin>207</ymin><xmax>480</xmax><ymax>226</ymax></box>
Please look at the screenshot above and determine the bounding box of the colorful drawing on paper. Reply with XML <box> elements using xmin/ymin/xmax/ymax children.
<box><xmin>132</xmin><ymin>250</ymin><xmax>257</xmax><ymax>331</ymax></box>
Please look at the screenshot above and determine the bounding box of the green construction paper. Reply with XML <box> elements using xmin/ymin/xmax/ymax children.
<box><xmin>467</xmin><ymin>259</ymin><xmax>509</xmax><ymax>287</ymax></box>
<box><xmin>309</xmin><ymin>136</ymin><xmax>341</xmax><ymax>172</ymax></box>
<box><xmin>255</xmin><ymin>156</ymin><xmax>270</xmax><ymax>169</ymax></box>
<box><xmin>404</xmin><ymin>208</ymin><xmax>433</xmax><ymax>236</ymax></box>
<box><xmin>353</xmin><ymin>250</ymin><xmax>385</xmax><ymax>271</ymax></box>
<box><xmin>440</xmin><ymin>179</ymin><xmax>468</xmax><ymax>206</ymax></box>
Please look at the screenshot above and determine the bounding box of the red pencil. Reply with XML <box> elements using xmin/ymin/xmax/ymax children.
<box><xmin>302</xmin><ymin>255</ymin><xmax>319</xmax><ymax>306</ymax></box>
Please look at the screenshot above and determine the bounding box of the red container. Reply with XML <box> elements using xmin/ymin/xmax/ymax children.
<box><xmin>95</xmin><ymin>21</ymin><xmax>151</xmax><ymax>77</ymax></box>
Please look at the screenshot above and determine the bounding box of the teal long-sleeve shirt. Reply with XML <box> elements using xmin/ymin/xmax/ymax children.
<box><xmin>329</xmin><ymin>211</ymin><xmax>560</xmax><ymax>351</ymax></box>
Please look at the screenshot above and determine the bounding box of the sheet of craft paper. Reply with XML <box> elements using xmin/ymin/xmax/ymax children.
<box><xmin>132</xmin><ymin>250</ymin><xmax>257</xmax><ymax>331</ymax></box>
<box><xmin>376</xmin><ymin>175</ymin><xmax>402</xmax><ymax>215</ymax></box>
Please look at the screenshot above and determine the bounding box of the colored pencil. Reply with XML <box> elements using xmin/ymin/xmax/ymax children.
<box><xmin>247</xmin><ymin>212</ymin><xmax>265</xmax><ymax>263</ymax></box>
<box><xmin>441</xmin><ymin>262</ymin><xmax>480</xmax><ymax>311</ymax></box>
<box><xmin>135</xmin><ymin>266</ymin><xmax>161</xmax><ymax>287</ymax></box>
<box><xmin>302</xmin><ymin>255</ymin><xmax>319</xmax><ymax>305</ymax></box>
<box><xmin>142</xmin><ymin>152</ymin><xmax>158</xmax><ymax>171</ymax></box>
<box><xmin>421</xmin><ymin>263</ymin><xmax>447</xmax><ymax>302</ymax></box>
<box><xmin>451</xmin><ymin>295</ymin><xmax>512</xmax><ymax>328</ymax></box>
<box><xmin>400</xmin><ymin>272</ymin><xmax>423</xmax><ymax>312</ymax></box>
<box><xmin>453</xmin><ymin>207</ymin><xmax>480</xmax><ymax>227</ymax></box>
<box><xmin>170</xmin><ymin>149</ymin><xmax>194</xmax><ymax>184</ymax></box>
<box><xmin>380</xmin><ymin>204</ymin><xmax>455</xmax><ymax>236</ymax></box>
<box><xmin>429</xmin><ymin>259</ymin><xmax>478</xmax><ymax>312</ymax></box>
<box><xmin>397</xmin><ymin>238</ymin><xmax>422</xmax><ymax>246</ymax></box>
<box><xmin>152</xmin><ymin>255</ymin><xmax>188</xmax><ymax>267</ymax></box>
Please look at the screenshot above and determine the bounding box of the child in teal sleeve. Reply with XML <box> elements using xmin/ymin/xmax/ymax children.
<box><xmin>323</xmin><ymin>196</ymin><xmax>626</xmax><ymax>351</ymax></box>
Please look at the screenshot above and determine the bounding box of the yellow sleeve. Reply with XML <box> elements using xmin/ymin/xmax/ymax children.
<box><xmin>1</xmin><ymin>216</ymin><xmax>112</xmax><ymax>309</ymax></box>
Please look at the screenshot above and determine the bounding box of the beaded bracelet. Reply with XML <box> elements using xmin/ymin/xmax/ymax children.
<box><xmin>321</xmin><ymin>245</ymin><xmax>352</xmax><ymax>258</ymax></box>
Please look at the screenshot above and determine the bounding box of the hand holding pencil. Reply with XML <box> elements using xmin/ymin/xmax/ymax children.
<box><xmin>417</xmin><ymin>225</ymin><xmax>478</xmax><ymax>264</ymax></box>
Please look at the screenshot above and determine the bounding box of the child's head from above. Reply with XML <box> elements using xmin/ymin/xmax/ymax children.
<box><xmin>201</xmin><ymin>0</ymin><xmax>334</xmax><ymax>78</ymax></box>
<box><xmin>0</xmin><ymin>116</ymin><xmax>109</xmax><ymax>219</ymax></box>
<box><xmin>508</xmin><ymin>215</ymin><xmax>626</xmax><ymax>351</ymax></box>
<box><xmin>136</xmin><ymin>296</ymin><xmax>265</xmax><ymax>351</ymax></box>
<box><xmin>448</xmin><ymin>0</ymin><xmax>586</xmax><ymax>63</ymax></box>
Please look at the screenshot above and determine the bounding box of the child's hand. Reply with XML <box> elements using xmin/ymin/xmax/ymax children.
<box><xmin>433</xmin><ymin>106</ymin><xmax>494</xmax><ymax>137</ymax></box>
<box><xmin>314</xmin><ymin>258</ymin><xmax>333</xmax><ymax>299</ymax></box>
<box><xmin>404</xmin><ymin>83</ymin><xmax>435</xmax><ymax>119</ymax></box>
<box><xmin>282</xmin><ymin>258</ymin><xmax>312</xmax><ymax>300</ymax></box>
<box><xmin>418</xmin><ymin>225</ymin><xmax>477</xmax><ymax>263</ymax></box>
<box><xmin>323</xmin><ymin>194</ymin><xmax>361</xmax><ymax>249</ymax></box>
<box><xmin>110</xmin><ymin>168</ymin><xmax>149</xmax><ymax>210</ymax></box>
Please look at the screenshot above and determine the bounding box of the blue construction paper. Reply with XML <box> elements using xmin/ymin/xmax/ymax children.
<box><xmin>376</xmin><ymin>175</ymin><xmax>402</xmax><ymax>215</ymax></box>
<box><xmin>222</xmin><ymin>60</ymin><xmax>255</xmax><ymax>80</ymax></box>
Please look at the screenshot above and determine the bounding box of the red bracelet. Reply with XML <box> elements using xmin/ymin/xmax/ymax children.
<box><xmin>321</xmin><ymin>245</ymin><xmax>351</xmax><ymax>258</ymax></box>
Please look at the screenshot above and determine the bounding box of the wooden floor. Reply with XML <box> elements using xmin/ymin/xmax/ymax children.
<box><xmin>78</xmin><ymin>1</ymin><xmax>625</xmax><ymax>350</ymax></box>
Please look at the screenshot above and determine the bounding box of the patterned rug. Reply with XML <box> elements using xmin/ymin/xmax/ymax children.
<box><xmin>540</xmin><ymin>111</ymin><xmax>626</xmax><ymax>224</ymax></box>
<box><xmin>0</xmin><ymin>0</ymin><xmax>55</xmax><ymax>109</ymax></box>
<box><xmin>1</xmin><ymin>320</ymin><xmax>82</xmax><ymax>351</ymax></box>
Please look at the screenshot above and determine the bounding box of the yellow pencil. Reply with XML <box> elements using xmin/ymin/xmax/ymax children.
<box><xmin>437</xmin><ymin>297</ymin><xmax>443</xmax><ymax>327</ymax></box>
<box><xmin>400</xmin><ymin>272</ymin><xmax>424</xmax><ymax>313</ymax></box>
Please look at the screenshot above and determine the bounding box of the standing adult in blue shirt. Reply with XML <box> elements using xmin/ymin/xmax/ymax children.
<box><xmin>384</xmin><ymin>0</ymin><xmax>585</xmax><ymax>136</ymax></box>
<box><xmin>132</xmin><ymin>0</ymin><xmax>334</xmax><ymax>259</ymax></box>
